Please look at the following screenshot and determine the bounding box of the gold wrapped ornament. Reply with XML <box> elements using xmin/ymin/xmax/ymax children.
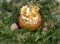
<box><xmin>19</xmin><ymin>4</ymin><xmax>42</xmax><ymax>31</ymax></box>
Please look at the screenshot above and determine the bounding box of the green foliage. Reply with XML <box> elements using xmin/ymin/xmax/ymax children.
<box><xmin>0</xmin><ymin>0</ymin><xmax>60</xmax><ymax>44</ymax></box>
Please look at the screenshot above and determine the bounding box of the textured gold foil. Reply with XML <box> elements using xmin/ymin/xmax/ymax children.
<box><xmin>19</xmin><ymin>4</ymin><xmax>41</xmax><ymax>31</ymax></box>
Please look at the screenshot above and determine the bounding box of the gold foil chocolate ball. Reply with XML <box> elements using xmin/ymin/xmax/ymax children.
<box><xmin>19</xmin><ymin>4</ymin><xmax>42</xmax><ymax>31</ymax></box>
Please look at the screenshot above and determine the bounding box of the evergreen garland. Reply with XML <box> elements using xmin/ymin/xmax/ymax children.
<box><xmin>0</xmin><ymin>0</ymin><xmax>60</xmax><ymax>44</ymax></box>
